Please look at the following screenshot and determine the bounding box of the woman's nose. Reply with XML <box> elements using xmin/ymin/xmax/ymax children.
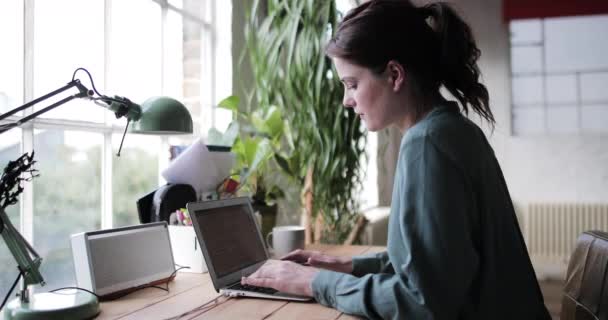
<box><xmin>343</xmin><ymin>95</ymin><xmax>355</xmax><ymax>108</ymax></box>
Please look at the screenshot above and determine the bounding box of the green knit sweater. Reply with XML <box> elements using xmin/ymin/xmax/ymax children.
<box><xmin>312</xmin><ymin>103</ymin><xmax>551</xmax><ymax>320</ymax></box>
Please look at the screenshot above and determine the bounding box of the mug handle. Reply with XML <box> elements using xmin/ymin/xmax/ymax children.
<box><xmin>265</xmin><ymin>231</ymin><xmax>273</xmax><ymax>250</ymax></box>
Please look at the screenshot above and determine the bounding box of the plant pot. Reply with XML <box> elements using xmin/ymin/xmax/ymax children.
<box><xmin>252</xmin><ymin>203</ymin><xmax>277</xmax><ymax>242</ymax></box>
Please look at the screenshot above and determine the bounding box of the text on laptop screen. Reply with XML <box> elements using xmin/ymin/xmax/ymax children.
<box><xmin>195</xmin><ymin>204</ymin><xmax>267</xmax><ymax>277</ymax></box>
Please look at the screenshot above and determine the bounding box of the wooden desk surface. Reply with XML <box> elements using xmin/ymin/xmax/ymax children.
<box><xmin>98</xmin><ymin>245</ymin><xmax>385</xmax><ymax>320</ymax></box>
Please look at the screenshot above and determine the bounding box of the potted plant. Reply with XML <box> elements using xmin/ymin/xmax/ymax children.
<box><xmin>207</xmin><ymin>95</ymin><xmax>291</xmax><ymax>239</ymax></box>
<box><xmin>244</xmin><ymin>0</ymin><xmax>367</xmax><ymax>244</ymax></box>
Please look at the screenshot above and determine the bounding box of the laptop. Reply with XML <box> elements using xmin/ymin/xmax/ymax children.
<box><xmin>187</xmin><ymin>197</ymin><xmax>312</xmax><ymax>301</ymax></box>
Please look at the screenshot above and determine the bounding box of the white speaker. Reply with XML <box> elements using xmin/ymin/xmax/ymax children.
<box><xmin>70</xmin><ymin>222</ymin><xmax>176</xmax><ymax>299</ymax></box>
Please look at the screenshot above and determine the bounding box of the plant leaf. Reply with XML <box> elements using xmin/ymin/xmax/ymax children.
<box><xmin>218</xmin><ymin>95</ymin><xmax>240</xmax><ymax>115</ymax></box>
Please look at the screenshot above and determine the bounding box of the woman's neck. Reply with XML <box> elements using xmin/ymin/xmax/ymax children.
<box><xmin>396</xmin><ymin>93</ymin><xmax>447</xmax><ymax>134</ymax></box>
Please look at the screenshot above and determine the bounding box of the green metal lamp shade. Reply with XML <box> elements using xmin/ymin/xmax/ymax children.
<box><xmin>130</xmin><ymin>97</ymin><xmax>193</xmax><ymax>134</ymax></box>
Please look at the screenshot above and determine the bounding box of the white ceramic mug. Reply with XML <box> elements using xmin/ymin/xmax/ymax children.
<box><xmin>265</xmin><ymin>225</ymin><xmax>305</xmax><ymax>258</ymax></box>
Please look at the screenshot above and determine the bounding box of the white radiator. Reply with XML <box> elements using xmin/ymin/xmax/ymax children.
<box><xmin>523</xmin><ymin>203</ymin><xmax>608</xmax><ymax>269</ymax></box>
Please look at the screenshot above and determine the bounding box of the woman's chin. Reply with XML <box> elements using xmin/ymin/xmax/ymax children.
<box><xmin>364</xmin><ymin>124</ymin><xmax>379</xmax><ymax>132</ymax></box>
<box><xmin>363</xmin><ymin>121</ymin><xmax>382</xmax><ymax>132</ymax></box>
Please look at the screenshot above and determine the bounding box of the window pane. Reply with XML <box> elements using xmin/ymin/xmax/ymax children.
<box><xmin>580</xmin><ymin>72</ymin><xmax>608</xmax><ymax>104</ymax></box>
<box><xmin>33</xmin><ymin>129</ymin><xmax>101</xmax><ymax>290</ymax></box>
<box><xmin>166</xmin><ymin>10</ymin><xmax>184</xmax><ymax>102</ymax></box>
<box><xmin>215</xmin><ymin>0</ymin><xmax>233</xmax><ymax>132</ymax></box>
<box><xmin>0</xmin><ymin>129</ymin><xmax>21</xmax><ymax>230</ymax></box>
<box><xmin>511</xmin><ymin>46</ymin><xmax>543</xmax><ymax>74</ymax></box>
<box><xmin>581</xmin><ymin>105</ymin><xmax>608</xmax><ymax>133</ymax></box>
<box><xmin>547</xmin><ymin>106</ymin><xmax>578</xmax><ymax>133</ymax></box>
<box><xmin>180</xmin><ymin>3</ymin><xmax>208</xmax><ymax>135</ymax></box>
<box><xmin>0</xmin><ymin>0</ymin><xmax>24</xmax><ymax>114</ymax></box>
<box><xmin>169</xmin><ymin>0</ymin><xmax>184</xmax><ymax>10</ymax></box>
<box><xmin>512</xmin><ymin>107</ymin><xmax>544</xmax><ymax>135</ymax></box>
<box><xmin>545</xmin><ymin>15</ymin><xmax>608</xmax><ymax>73</ymax></box>
<box><xmin>546</xmin><ymin>75</ymin><xmax>577</xmax><ymax>105</ymax></box>
<box><xmin>0</xmin><ymin>129</ymin><xmax>21</xmax><ymax>302</ymax></box>
<box><xmin>112</xmin><ymin>134</ymin><xmax>160</xmax><ymax>227</ymax></box>
<box><xmin>510</xmin><ymin>19</ymin><xmax>542</xmax><ymax>45</ymax></box>
<box><xmin>33</xmin><ymin>0</ymin><xmax>105</xmax><ymax>122</ymax></box>
<box><xmin>109</xmin><ymin>0</ymin><xmax>161</xmax><ymax>126</ymax></box>
<box><xmin>512</xmin><ymin>76</ymin><xmax>544</xmax><ymax>106</ymax></box>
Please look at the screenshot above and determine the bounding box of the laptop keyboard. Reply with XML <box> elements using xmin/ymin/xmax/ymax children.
<box><xmin>229</xmin><ymin>283</ymin><xmax>278</xmax><ymax>295</ymax></box>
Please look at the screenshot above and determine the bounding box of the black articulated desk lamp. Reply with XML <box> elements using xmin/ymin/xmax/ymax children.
<box><xmin>0</xmin><ymin>68</ymin><xmax>193</xmax><ymax>320</ymax></box>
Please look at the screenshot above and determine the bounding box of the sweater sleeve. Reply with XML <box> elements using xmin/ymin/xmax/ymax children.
<box><xmin>351</xmin><ymin>251</ymin><xmax>394</xmax><ymax>277</ymax></box>
<box><xmin>312</xmin><ymin>136</ymin><xmax>480</xmax><ymax>320</ymax></box>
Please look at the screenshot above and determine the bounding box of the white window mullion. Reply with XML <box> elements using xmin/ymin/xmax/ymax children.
<box><xmin>160</xmin><ymin>0</ymin><xmax>167</xmax><ymax>94</ymax></box>
<box><xmin>101</xmin><ymin>0</ymin><xmax>113</xmax><ymax>229</ymax></box>
<box><xmin>157</xmin><ymin>1</ymin><xmax>168</xmax><ymax>188</ymax></box>
<box><xmin>210</xmin><ymin>0</ymin><xmax>217</xmax><ymax>127</ymax></box>
<box><xmin>21</xmin><ymin>0</ymin><xmax>35</xmax><ymax>242</ymax></box>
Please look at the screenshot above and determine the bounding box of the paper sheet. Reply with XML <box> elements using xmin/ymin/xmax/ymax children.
<box><xmin>161</xmin><ymin>137</ymin><xmax>234</xmax><ymax>196</ymax></box>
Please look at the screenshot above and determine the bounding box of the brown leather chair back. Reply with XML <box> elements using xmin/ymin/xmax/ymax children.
<box><xmin>561</xmin><ymin>230</ymin><xmax>608</xmax><ymax>320</ymax></box>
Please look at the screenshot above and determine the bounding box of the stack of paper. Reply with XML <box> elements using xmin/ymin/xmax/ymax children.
<box><xmin>161</xmin><ymin>138</ymin><xmax>234</xmax><ymax>196</ymax></box>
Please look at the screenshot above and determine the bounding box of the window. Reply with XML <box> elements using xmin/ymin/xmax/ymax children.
<box><xmin>33</xmin><ymin>129</ymin><xmax>102</xmax><ymax>288</ymax></box>
<box><xmin>510</xmin><ymin>15</ymin><xmax>608</xmax><ymax>135</ymax></box>
<box><xmin>0</xmin><ymin>0</ymin><xmax>231</xmax><ymax>292</ymax></box>
<box><xmin>0</xmin><ymin>129</ymin><xmax>21</xmax><ymax>300</ymax></box>
<box><xmin>335</xmin><ymin>0</ymin><xmax>379</xmax><ymax>210</ymax></box>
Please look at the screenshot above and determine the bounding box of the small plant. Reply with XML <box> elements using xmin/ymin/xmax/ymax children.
<box><xmin>207</xmin><ymin>95</ymin><xmax>290</xmax><ymax>207</ymax></box>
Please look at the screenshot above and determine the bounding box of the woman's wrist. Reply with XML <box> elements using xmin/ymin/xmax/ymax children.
<box><xmin>339</xmin><ymin>257</ymin><xmax>354</xmax><ymax>274</ymax></box>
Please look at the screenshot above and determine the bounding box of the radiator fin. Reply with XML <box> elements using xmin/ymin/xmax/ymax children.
<box><xmin>524</xmin><ymin>203</ymin><xmax>608</xmax><ymax>263</ymax></box>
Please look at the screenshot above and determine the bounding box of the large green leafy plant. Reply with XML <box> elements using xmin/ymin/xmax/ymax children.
<box><xmin>244</xmin><ymin>0</ymin><xmax>366</xmax><ymax>243</ymax></box>
<box><xmin>208</xmin><ymin>95</ymin><xmax>288</xmax><ymax>206</ymax></box>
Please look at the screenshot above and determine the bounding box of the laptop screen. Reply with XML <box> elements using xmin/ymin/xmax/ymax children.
<box><xmin>194</xmin><ymin>203</ymin><xmax>267</xmax><ymax>278</ymax></box>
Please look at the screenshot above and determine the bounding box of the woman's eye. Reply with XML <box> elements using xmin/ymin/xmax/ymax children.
<box><xmin>346</xmin><ymin>83</ymin><xmax>357</xmax><ymax>90</ymax></box>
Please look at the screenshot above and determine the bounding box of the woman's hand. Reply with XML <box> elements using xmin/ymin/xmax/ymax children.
<box><xmin>281</xmin><ymin>249</ymin><xmax>354</xmax><ymax>274</ymax></box>
<box><xmin>241</xmin><ymin>260</ymin><xmax>319</xmax><ymax>297</ymax></box>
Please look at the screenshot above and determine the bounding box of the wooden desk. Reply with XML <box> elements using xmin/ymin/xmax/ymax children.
<box><xmin>98</xmin><ymin>245</ymin><xmax>385</xmax><ymax>320</ymax></box>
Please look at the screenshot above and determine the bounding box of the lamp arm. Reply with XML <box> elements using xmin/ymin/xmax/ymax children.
<box><xmin>94</xmin><ymin>96</ymin><xmax>142</xmax><ymax>122</ymax></box>
<box><xmin>0</xmin><ymin>208</ymin><xmax>44</xmax><ymax>288</ymax></box>
<box><xmin>0</xmin><ymin>79</ymin><xmax>93</xmax><ymax>134</ymax></box>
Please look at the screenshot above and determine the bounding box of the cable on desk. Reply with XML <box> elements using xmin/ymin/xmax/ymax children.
<box><xmin>162</xmin><ymin>295</ymin><xmax>232</xmax><ymax>320</ymax></box>
<box><xmin>49</xmin><ymin>287</ymin><xmax>100</xmax><ymax>298</ymax></box>
<box><xmin>159</xmin><ymin>265</ymin><xmax>191</xmax><ymax>292</ymax></box>
<box><xmin>262</xmin><ymin>301</ymin><xmax>289</xmax><ymax>319</ymax></box>
<box><xmin>106</xmin><ymin>265</ymin><xmax>190</xmax><ymax>300</ymax></box>
<box><xmin>49</xmin><ymin>265</ymin><xmax>191</xmax><ymax>302</ymax></box>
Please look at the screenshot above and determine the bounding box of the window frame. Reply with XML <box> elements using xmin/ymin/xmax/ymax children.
<box><xmin>0</xmin><ymin>0</ymin><xmax>225</xmax><ymax>243</ymax></box>
<box><xmin>509</xmin><ymin>15</ymin><xmax>608</xmax><ymax>135</ymax></box>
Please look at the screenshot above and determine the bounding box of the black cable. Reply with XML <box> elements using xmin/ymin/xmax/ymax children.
<box><xmin>72</xmin><ymin>68</ymin><xmax>103</xmax><ymax>97</ymax></box>
<box><xmin>171</xmin><ymin>266</ymin><xmax>191</xmax><ymax>277</ymax></box>
<box><xmin>49</xmin><ymin>286</ymin><xmax>100</xmax><ymax>299</ymax></box>
<box><xmin>44</xmin><ymin>265</ymin><xmax>190</xmax><ymax>304</ymax></box>
<box><xmin>91</xmin><ymin>96</ymin><xmax>132</xmax><ymax>105</ymax></box>
<box><xmin>103</xmin><ymin>265</ymin><xmax>190</xmax><ymax>301</ymax></box>
<box><xmin>72</xmin><ymin>68</ymin><xmax>128</xmax><ymax>108</ymax></box>
<box><xmin>159</xmin><ymin>266</ymin><xmax>191</xmax><ymax>292</ymax></box>
<box><xmin>150</xmin><ymin>285</ymin><xmax>169</xmax><ymax>292</ymax></box>
<box><xmin>1</xmin><ymin>270</ymin><xmax>22</xmax><ymax>311</ymax></box>
<box><xmin>161</xmin><ymin>295</ymin><xmax>230</xmax><ymax>320</ymax></box>
<box><xmin>104</xmin><ymin>283</ymin><xmax>171</xmax><ymax>301</ymax></box>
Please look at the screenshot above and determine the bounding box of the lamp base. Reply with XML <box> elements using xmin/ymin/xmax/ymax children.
<box><xmin>3</xmin><ymin>290</ymin><xmax>100</xmax><ymax>320</ymax></box>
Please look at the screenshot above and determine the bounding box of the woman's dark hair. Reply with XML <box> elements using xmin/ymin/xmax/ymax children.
<box><xmin>326</xmin><ymin>0</ymin><xmax>494</xmax><ymax>126</ymax></box>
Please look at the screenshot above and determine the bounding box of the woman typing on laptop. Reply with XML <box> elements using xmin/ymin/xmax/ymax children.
<box><xmin>242</xmin><ymin>1</ymin><xmax>551</xmax><ymax>319</ymax></box>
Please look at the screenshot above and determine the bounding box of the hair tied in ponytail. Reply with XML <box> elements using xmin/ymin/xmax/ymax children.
<box><xmin>418</xmin><ymin>5</ymin><xmax>438</xmax><ymax>32</ymax></box>
<box><xmin>418</xmin><ymin>6</ymin><xmax>433</xmax><ymax>19</ymax></box>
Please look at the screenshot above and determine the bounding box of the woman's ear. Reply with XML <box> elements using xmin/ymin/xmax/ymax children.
<box><xmin>386</xmin><ymin>60</ymin><xmax>406</xmax><ymax>92</ymax></box>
